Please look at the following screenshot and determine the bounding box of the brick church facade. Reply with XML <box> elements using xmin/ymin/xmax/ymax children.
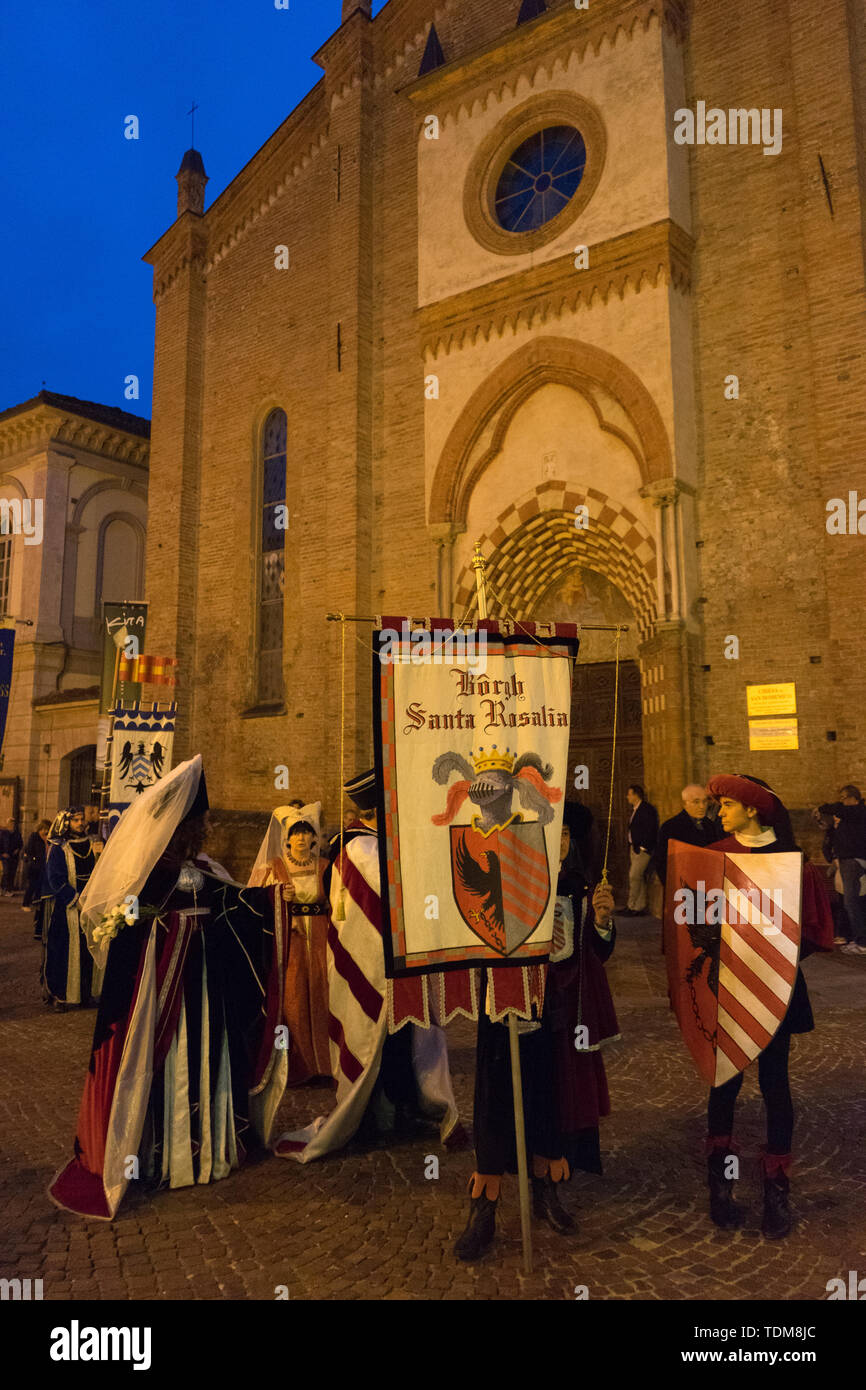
<box><xmin>143</xmin><ymin>0</ymin><xmax>866</xmax><ymax>872</ymax></box>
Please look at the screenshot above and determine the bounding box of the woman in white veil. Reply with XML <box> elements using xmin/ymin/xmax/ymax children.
<box><xmin>79</xmin><ymin>755</ymin><xmax>203</xmax><ymax>970</ymax></box>
<box><xmin>50</xmin><ymin>756</ymin><xmax>292</xmax><ymax>1221</ymax></box>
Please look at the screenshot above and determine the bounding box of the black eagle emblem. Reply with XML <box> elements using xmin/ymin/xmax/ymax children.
<box><xmin>454</xmin><ymin>833</ymin><xmax>504</xmax><ymax>936</ymax></box>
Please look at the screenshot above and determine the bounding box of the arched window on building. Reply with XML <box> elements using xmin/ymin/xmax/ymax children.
<box><xmin>257</xmin><ymin>409</ymin><xmax>287</xmax><ymax>704</ymax></box>
<box><xmin>97</xmin><ymin>515</ymin><xmax>144</xmax><ymax>604</ymax></box>
<box><xmin>0</xmin><ymin>534</ymin><xmax>12</xmax><ymax>616</ymax></box>
<box><xmin>61</xmin><ymin>745</ymin><xmax>98</xmax><ymax>809</ymax></box>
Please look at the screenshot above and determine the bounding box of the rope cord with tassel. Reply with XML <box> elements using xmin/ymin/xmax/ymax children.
<box><xmin>599</xmin><ymin>624</ymin><xmax>622</xmax><ymax>889</ymax></box>
<box><xmin>335</xmin><ymin>613</ymin><xmax>347</xmax><ymax>922</ymax></box>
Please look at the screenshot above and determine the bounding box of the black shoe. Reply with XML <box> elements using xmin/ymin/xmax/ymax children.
<box><xmin>618</xmin><ymin>908</ymin><xmax>638</xmax><ymax>918</ymax></box>
<box><xmin>761</xmin><ymin>1173</ymin><xmax>792</xmax><ymax>1239</ymax></box>
<box><xmin>453</xmin><ymin>1192</ymin><xmax>498</xmax><ymax>1261</ymax></box>
<box><xmin>707</xmin><ymin>1150</ymin><xmax>745</xmax><ymax>1229</ymax></box>
<box><xmin>532</xmin><ymin>1175</ymin><xmax>576</xmax><ymax>1234</ymax></box>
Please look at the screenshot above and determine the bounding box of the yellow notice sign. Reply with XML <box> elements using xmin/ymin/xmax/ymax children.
<box><xmin>748</xmin><ymin>718</ymin><xmax>799</xmax><ymax>751</ymax></box>
<box><xmin>746</xmin><ymin>683</ymin><xmax>797</xmax><ymax>718</ymax></box>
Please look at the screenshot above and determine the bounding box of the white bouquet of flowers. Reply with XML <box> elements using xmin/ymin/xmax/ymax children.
<box><xmin>92</xmin><ymin>898</ymin><xmax>155</xmax><ymax>947</ymax></box>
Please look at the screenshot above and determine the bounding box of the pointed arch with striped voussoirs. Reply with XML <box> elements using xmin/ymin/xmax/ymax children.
<box><xmin>453</xmin><ymin>481</ymin><xmax>659</xmax><ymax>640</ymax></box>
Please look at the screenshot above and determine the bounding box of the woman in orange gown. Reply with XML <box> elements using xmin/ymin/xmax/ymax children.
<box><xmin>249</xmin><ymin>803</ymin><xmax>331</xmax><ymax>1084</ymax></box>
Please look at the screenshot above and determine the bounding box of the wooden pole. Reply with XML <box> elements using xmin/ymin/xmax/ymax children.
<box><xmin>98</xmin><ymin>637</ymin><xmax>123</xmax><ymax>841</ymax></box>
<box><xmin>471</xmin><ymin>542</ymin><xmax>533</xmax><ymax>1277</ymax></box>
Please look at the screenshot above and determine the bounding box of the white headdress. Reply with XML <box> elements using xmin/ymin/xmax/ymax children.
<box><xmin>79</xmin><ymin>754</ymin><xmax>205</xmax><ymax>969</ymax></box>
<box><xmin>248</xmin><ymin>802</ymin><xmax>322</xmax><ymax>886</ymax></box>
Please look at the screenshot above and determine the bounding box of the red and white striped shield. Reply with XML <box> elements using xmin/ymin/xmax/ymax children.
<box><xmin>663</xmin><ymin>843</ymin><xmax>803</xmax><ymax>1087</ymax></box>
<box><xmin>450</xmin><ymin>820</ymin><xmax>551</xmax><ymax>956</ymax></box>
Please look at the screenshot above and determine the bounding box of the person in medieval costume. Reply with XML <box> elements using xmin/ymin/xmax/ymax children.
<box><xmin>454</xmin><ymin>816</ymin><xmax>617</xmax><ymax>1262</ymax></box>
<box><xmin>696</xmin><ymin>774</ymin><xmax>833</xmax><ymax>1239</ymax></box>
<box><xmin>249</xmin><ymin>802</ymin><xmax>331</xmax><ymax>1084</ymax></box>
<box><xmin>324</xmin><ymin>804</ymin><xmax>373</xmax><ymax>890</ymax></box>
<box><xmin>40</xmin><ymin>806</ymin><xmax>104</xmax><ymax>1012</ymax></box>
<box><xmin>48</xmin><ymin>756</ymin><xmax>291</xmax><ymax>1221</ymax></box>
<box><xmin>274</xmin><ymin>767</ymin><xmax>462</xmax><ymax>1162</ymax></box>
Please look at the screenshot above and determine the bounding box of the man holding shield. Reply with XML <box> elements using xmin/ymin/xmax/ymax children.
<box><xmin>666</xmin><ymin>773</ymin><xmax>832</xmax><ymax>1240</ymax></box>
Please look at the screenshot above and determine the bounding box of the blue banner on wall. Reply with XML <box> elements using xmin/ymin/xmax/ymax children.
<box><xmin>0</xmin><ymin>629</ymin><xmax>14</xmax><ymax>758</ymax></box>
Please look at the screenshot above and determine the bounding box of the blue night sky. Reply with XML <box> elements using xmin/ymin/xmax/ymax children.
<box><xmin>1</xmin><ymin>0</ymin><xmax>388</xmax><ymax>420</ymax></box>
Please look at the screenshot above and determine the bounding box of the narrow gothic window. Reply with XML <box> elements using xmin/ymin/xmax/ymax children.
<box><xmin>257</xmin><ymin>409</ymin><xmax>287</xmax><ymax>703</ymax></box>
<box><xmin>0</xmin><ymin>535</ymin><xmax>11</xmax><ymax>615</ymax></box>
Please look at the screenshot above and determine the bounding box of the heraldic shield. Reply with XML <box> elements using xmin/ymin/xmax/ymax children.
<box><xmin>663</xmin><ymin>842</ymin><xmax>803</xmax><ymax>1087</ymax></box>
<box><xmin>450</xmin><ymin>820</ymin><xmax>550</xmax><ymax>956</ymax></box>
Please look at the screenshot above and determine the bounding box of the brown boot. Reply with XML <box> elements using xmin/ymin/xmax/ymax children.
<box><xmin>453</xmin><ymin>1174</ymin><xmax>500</xmax><ymax>1262</ymax></box>
<box><xmin>706</xmin><ymin>1136</ymin><xmax>745</xmax><ymax>1229</ymax></box>
<box><xmin>760</xmin><ymin>1152</ymin><xmax>792</xmax><ymax>1239</ymax></box>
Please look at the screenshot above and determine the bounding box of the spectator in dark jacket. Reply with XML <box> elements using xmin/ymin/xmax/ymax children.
<box><xmin>817</xmin><ymin>786</ymin><xmax>866</xmax><ymax>953</ymax></box>
<box><xmin>813</xmin><ymin>808</ymin><xmax>852</xmax><ymax>946</ymax></box>
<box><xmin>654</xmin><ymin>784</ymin><xmax>725</xmax><ymax>886</ymax></box>
<box><xmin>0</xmin><ymin>819</ymin><xmax>23</xmax><ymax>895</ymax></box>
<box><xmin>23</xmin><ymin>819</ymin><xmax>51</xmax><ymax>936</ymax></box>
<box><xmin>621</xmin><ymin>785</ymin><xmax>658</xmax><ymax>916</ymax></box>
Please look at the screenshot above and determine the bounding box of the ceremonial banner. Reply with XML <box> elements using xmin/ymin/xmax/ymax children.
<box><xmin>373</xmin><ymin>618</ymin><xmax>580</xmax><ymax>977</ymax></box>
<box><xmin>100</xmin><ymin>601</ymin><xmax>148</xmax><ymax>714</ymax></box>
<box><xmin>0</xmin><ymin>628</ymin><xmax>14</xmax><ymax>758</ymax></box>
<box><xmin>107</xmin><ymin>702</ymin><xmax>176</xmax><ymax>832</ymax></box>
<box><xmin>117</xmin><ymin>653</ymin><xmax>178</xmax><ymax>686</ymax></box>
<box><xmin>663</xmin><ymin>842</ymin><xmax>803</xmax><ymax>1087</ymax></box>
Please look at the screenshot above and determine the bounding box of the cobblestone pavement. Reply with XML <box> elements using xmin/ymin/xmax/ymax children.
<box><xmin>2</xmin><ymin>896</ymin><xmax>865</xmax><ymax>1302</ymax></box>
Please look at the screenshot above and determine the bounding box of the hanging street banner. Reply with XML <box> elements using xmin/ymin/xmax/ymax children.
<box><xmin>100</xmin><ymin>601</ymin><xmax>148</xmax><ymax>715</ymax></box>
<box><xmin>373</xmin><ymin>617</ymin><xmax>580</xmax><ymax>978</ymax></box>
<box><xmin>0</xmin><ymin>628</ymin><xmax>14</xmax><ymax>759</ymax></box>
<box><xmin>107</xmin><ymin>702</ymin><xmax>177</xmax><ymax>833</ymax></box>
<box><xmin>663</xmin><ymin>841</ymin><xmax>803</xmax><ymax>1087</ymax></box>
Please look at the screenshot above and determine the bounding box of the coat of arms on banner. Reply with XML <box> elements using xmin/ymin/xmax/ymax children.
<box><xmin>108</xmin><ymin>702</ymin><xmax>177</xmax><ymax>832</ymax></box>
<box><xmin>663</xmin><ymin>842</ymin><xmax>803</xmax><ymax>1087</ymax></box>
<box><xmin>441</xmin><ymin>749</ymin><xmax>553</xmax><ymax>955</ymax></box>
<box><xmin>373</xmin><ymin>617</ymin><xmax>580</xmax><ymax>977</ymax></box>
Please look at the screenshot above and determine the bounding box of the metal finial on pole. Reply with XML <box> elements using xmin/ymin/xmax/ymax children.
<box><xmin>187</xmin><ymin>100</ymin><xmax>200</xmax><ymax>148</ymax></box>
<box><xmin>471</xmin><ymin>543</ymin><xmax>488</xmax><ymax>620</ymax></box>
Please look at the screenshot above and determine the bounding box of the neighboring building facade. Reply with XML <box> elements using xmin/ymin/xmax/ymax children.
<box><xmin>143</xmin><ymin>0</ymin><xmax>866</xmax><ymax>873</ymax></box>
<box><xmin>0</xmin><ymin>392</ymin><xmax>149</xmax><ymax>826</ymax></box>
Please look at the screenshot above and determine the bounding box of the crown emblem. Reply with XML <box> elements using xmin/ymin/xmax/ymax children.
<box><xmin>470</xmin><ymin>745</ymin><xmax>515</xmax><ymax>775</ymax></box>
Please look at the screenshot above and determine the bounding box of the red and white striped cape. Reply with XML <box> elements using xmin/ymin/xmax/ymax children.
<box><xmin>273</xmin><ymin>831</ymin><xmax>546</xmax><ymax>1162</ymax></box>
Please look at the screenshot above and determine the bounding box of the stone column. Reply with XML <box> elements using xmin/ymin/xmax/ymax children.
<box><xmin>638</xmin><ymin>478</ymin><xmax>698</xmax><ymax>815</ymax></box>
<box><xmin>641</xmin><ymin>478</ymin><xmax>694</xmax><ymax>623</ymax></box>
<box><xmin>427</xmin><ymin>521</ymin><xmax>466</xmax><ymax>616</ymax></box>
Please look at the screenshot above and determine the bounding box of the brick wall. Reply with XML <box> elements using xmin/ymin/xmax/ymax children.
<box><xmin>689</xmin><ymin>0</ymin><xmax>866</xmax><ymax>811</ymax></box>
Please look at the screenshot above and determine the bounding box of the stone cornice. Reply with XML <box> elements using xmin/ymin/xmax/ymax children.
<box><xmin>640</xmin><ymin>476</ymin><xmax>695</xmax><ymax>504</ymax></box>
<box><xmin>314</xmin><ymin>4</ymin><xmax>375</xmax><ymax>99</ymax></box>
<box><xmin>145</xmin><ymin>217</ymin><xmax>209</xmax><ymax>303</ymax></box>
<box><xmin>420</xmin><ymin>218</ymin><xmax>694</xmax><ymax>358</ymax></box>
<box><xmin>400</xmin><ymin>0</ymin><xmax>687</xmax><ymax>123</ymax></box>
<box><xmin>0</xmin><ymin>405</ymin><xmax>150</xmax><ymax>469</ymax></box>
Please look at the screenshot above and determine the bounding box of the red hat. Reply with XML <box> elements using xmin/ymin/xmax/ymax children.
<box><xmin>706</xmin><ymin>773</ymin><xmax>779</xmax><ymax>820</ymax></box>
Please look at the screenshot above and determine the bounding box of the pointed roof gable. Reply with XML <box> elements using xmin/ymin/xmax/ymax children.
<box><xmin>419</xmin><ymin>23</ymin><xmax>447</xmax><ymax>76</ymax></box>
<box><xmin>516</xmin><ymin>0</ymin><xmax>547</xmax><ymax>25</ymax></box>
